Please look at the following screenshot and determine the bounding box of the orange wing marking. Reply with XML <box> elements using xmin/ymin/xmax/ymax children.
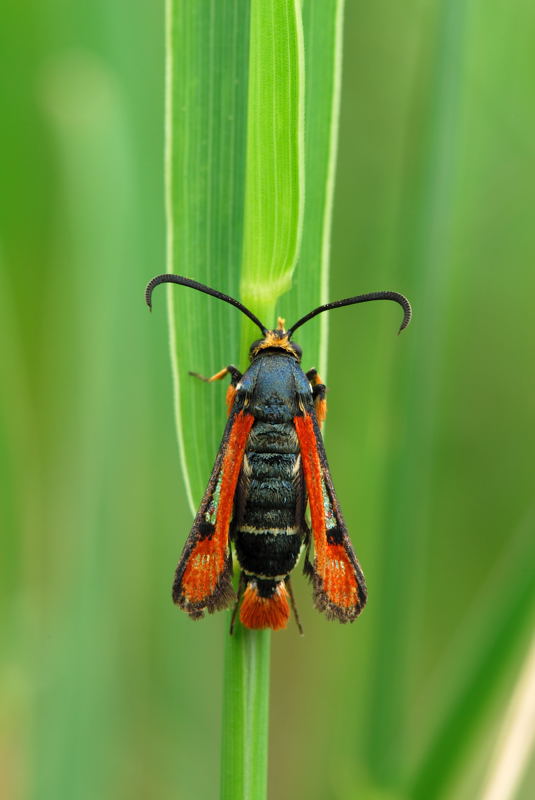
<box><xmin>294</xmin><ymin>414</ymin><xmax>357</xmax><ymax>610</ymax></box>
<box><xmin>182</xmin><ymin>411</ymin><xmax>254</xmax><ymax>603</ymax></box>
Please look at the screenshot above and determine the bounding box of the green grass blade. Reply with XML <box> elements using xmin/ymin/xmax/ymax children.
<box><xmin>220</xmin><ymin>628</ymin><xmax>271</xmax><ymax>799</ymax></box>
<box><xmin>285</xmin><ymin>0</ymin><xmax>345</xmax><ymax>379</ymax></box>
<box><xmin>239</xmin><ymin>0</ymin><xmax>304</xmax><ymax>350</ymax></box>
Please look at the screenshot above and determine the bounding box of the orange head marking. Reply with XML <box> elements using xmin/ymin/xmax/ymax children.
<box><xmin>249</xmin><ymin>326</ymin><xmax>302</xmax><ymax>362</ymax></box>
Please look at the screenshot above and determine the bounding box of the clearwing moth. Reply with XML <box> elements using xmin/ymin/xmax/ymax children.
<box><xmin>146</xmin><ymin>275</ymin><xmax>411</xmax><ymax>633</ymax></box>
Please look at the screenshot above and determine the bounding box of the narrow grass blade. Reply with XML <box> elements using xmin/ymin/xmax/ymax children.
<box><xmin>285</xmin><ymin>0</ymin><xmax>345</xmax><ymax>380</ymax></box>
<box><xmin>220</xmin><ymin>627</ymin><xmax>271</xmax><ymax>799</ymax></box>
<box><xmin>239</xmin><ymin>0</ymin><xmax>304</xmax><ymax>353</ymax></box>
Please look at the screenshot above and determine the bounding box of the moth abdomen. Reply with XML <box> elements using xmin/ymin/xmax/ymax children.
<box><xmin>246</xmin><ymin>421</ymin><xmax>298</xmax><ymax>454</ymax></box>
<box><xmin>233</xmin><ymin>414</ymin><xmax>304</xmax><ymax>584</ymax></box>
<box><xmin>234</xmin><ymin>529</ymin><xmax>302</xmax><ymax>578</ymax></box>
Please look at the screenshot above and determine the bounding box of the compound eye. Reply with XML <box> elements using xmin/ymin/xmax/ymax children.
<box><xmin>291</xmin><ymin>342</ymin><xmax>302</xmax><ymax>359</ymax></box>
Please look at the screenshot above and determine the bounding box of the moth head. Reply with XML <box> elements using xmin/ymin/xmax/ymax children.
<box><xmin>248</xmin><ymin>317</ymin><xmax>303</xmax><ymax>362</ymax></box>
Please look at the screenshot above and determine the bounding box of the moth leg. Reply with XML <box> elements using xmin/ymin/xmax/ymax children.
<box><xmin>285</xmin><ymin>576</ymin><xmax>304</xmax><ymax>636</ymax></box>
<box><xmin>306</xmin><ymin>368</ymin><xmax>327</xmax><ymax>426</ymax></box>
<box><xmin>189</xmin><ymin>365</ymin><xmax>243</xmax><ymax>415</ymax></box>
<box><xmin>230</xmin><ymin>572</ymin><xmax>247</xmax><ymax>635</ymax></box>
<box><xmin>302</xmin><ymin>524</ymin><xmax>314</xmax><ymax>581</ymax></box>
<box><xmin>189</xmin><ymin>364</ymin><xmax>242</xmax><ymax>384</ymax></box>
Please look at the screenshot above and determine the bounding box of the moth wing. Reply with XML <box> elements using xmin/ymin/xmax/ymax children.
<box><xmin>173</xmin><ymin>409</ymin><xmax>254</xmax><ymax>619</ymax></box>
<box><xmin>294</xmin><ymin>412</ymin><xmax>367</xmax><ymax>622</ymax></box>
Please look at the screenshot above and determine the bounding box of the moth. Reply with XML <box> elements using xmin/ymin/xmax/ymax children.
<box><xmin>146</xmin><ymin>274</ymin><xmax>411</xmax><ymax>632</ymax></box>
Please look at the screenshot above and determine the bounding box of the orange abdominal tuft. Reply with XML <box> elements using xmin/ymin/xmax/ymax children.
<box><xmin>239</xmin><ymin>582</ymin><xmax>290</xmax><ymax>630</ymax></box>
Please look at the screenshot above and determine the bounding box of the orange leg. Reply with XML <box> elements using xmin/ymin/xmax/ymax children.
<box><xmin>189</xmin><ymin>365</ymin><xmax>241</xmax><ymax>383</ymax></box>
<box><xmin>189</xmin><ymin>365</ymin><xmax>242</xmax><ymax>416</ymax></box>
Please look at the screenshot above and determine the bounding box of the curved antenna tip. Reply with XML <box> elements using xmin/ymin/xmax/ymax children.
<box><xmin>145</xmin><ymin>275</ymin><xmax>159</xmax><ymax>311</ymax></box>
<box><xmin>287</xmin><ymin>290</ymin><xmax>412</xmax><ymax>339</ymax></box>
<box><xmin>397</xmin><ymin>297</ymin><xmax>412</xmax><ymax>334</ymax></box>
<box><xmin>143</xmin><ymin>273</ymin><xmax>268</xmax><ymax>334</ymax></box>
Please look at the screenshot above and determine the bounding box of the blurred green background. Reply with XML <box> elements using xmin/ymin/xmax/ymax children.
<box><xmin>1</xmin><ymin>2</ymin><xmax>534</xmax><ymax>799</ymax></box>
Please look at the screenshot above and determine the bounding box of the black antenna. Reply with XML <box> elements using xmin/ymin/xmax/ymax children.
<box><xmin>287</xmin><ymin>291</ymin><xmax>412</xmax><ymax>338</ymax></box>
<box><xmin>145</xmin><ymin>274</ymin><xmax>269</xmax><ymax>336</ymax></box>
